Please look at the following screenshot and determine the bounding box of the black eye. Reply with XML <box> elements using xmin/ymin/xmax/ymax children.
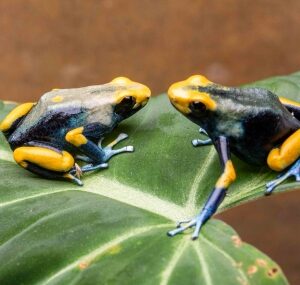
<box><xmin>123</xmin><ymin>96</ymin><xmax>134</xmax><ymax>103</ymax></box>
<box><xmin>190</xmin><ymin>101</ymin><xmax>206</xmax><ymax>112</ymax></box>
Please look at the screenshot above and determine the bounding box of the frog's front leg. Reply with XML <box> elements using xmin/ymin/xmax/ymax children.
<box><xmin>100</xmin><ymin>133</ymin><xmax>134</xmax><ymax>161</ymax></box>
<box><xmin>65</xmin><ymin>125</ymin><xmax>133</xmax><ymax>174</ymax></box>
<box><xmin>168</xmin><ymin>136</ymin><xmax>236</xmax><ymax>239</ymax></box>
<box><xmin>13</xmin><ymin>143</ymin><xmax>82</xmax><ymax>185</ymax></box>
<box><xmin>192</xmin><ymin>127</ymin><xmax>213</xmax><ymax>147</ymax></box>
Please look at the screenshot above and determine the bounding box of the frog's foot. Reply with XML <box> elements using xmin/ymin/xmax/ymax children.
<box><xmin>266</xmin><ymin>159</ymin><xmax>300</xmax><ymax>195</ymax></box>
<box><xmin>103</xmin><ymin>133</ymin><xmax>134</xmax><ymax>162</ymax></box>
<box><xmin>167</xmin><ymin>209</ymin><xmax>212</xmax><ymax>240</ymax></box>
<box><xmin>77</xmin><ymin>162</ymin><xmax>108</xmax><ymax>174</ymax></box>
<box><xmin>192</xmin><ymin>128</ymin><xmax>212</xmax><ymax>147</ymax></box>
<box><xmin>192</xmin><ymin>138</ymin><xmax>212</xmax><ymax>147</ymax></box>
<box><xmin>73</xmin><ymin>163</ymin><xmax>83</xmax><ymax>178</ymax></box>
<box><xmin>199</xmin><ymin>127</ymin><xmax>208</xmax><ymax>136</ymax></box>
<box><xmin>64</xmin><ymin>173</ymin><xmax>84</xmax><ymax>186</ymax></box>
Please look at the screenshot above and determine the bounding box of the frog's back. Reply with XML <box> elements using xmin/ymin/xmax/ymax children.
<box><xmin>222</xmin><ymin>87</ymin><xmax>300</xmax><ymax>164</ymax></box>
<box><xmin>9</xmin><ymin>84</ymin><xmax>117</xmax><ymax>148</ymax></box>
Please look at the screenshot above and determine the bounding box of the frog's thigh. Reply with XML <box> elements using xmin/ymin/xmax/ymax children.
<box><xmin>13</xmin><ymin>146</ymin><xmax>74</xmax><ymax>172</ymax></box>
<box><xmin>267</xmin><ymin>129</ymin><xmax>300</xmax><ymax>171</ymax></box>
<box><xmin>0</xmin><ymin>102</ymin><xmax>35</xmax><ymax>132</ymax></box>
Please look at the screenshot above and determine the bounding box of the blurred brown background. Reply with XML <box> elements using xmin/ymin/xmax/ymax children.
<box><xmin>0</xmin><ymin>0</ymin><xmax>299</xmax><ymax>283</ymax></box>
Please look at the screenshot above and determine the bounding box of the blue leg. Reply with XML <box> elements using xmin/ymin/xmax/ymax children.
<box><xmin>168</xmin><ymin>136</ymin><xmax>235</xmax><ymax>239</ymax></box>
<box><xmin>167</xmin><ymin>188</ymin><xmax>227</xmax><ymax>240</ymax></box>
<box><xmin>266</xmin><ymin>158</ymin><xmax>300</xmax><ymax>195</ymax></box>
<box><xmin>192</xmin><ymin>127</ymin><xmax>212</xmax><ymax>147</ymax></box>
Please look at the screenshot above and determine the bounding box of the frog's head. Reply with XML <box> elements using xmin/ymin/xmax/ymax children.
<box><xmin>168</xmin><ymin>75</ymin><xmax>218</xmax><ymax>119</ymax></box>
<box><xmin>112</xmin><ymin>77</ymin><xmax>151</xmax><ymax>120</ymax></box>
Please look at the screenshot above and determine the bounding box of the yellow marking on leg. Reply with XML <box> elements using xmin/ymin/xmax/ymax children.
<box><xmin>51</xmin><ymin>96</ymin><xmax>63</xmax><ymax>103</ymax></box>
<box><xmin>13</xmin><ymin>147</ymin><xmax>74</xmax><ymax>172</ymax></box>
<box><xmin>215</xmin><ymin>160</ymin><xmax>237</xmax><ymax>188</ymax></box>
<box><xmin>65</xmin><ymin>127</ymin><xmax>88</xmax><ymax>147</ymax></box>
<box><xmin>279</xmin><ymin>97</ymin><xmax>300</xmax><ymax>108</ymax></box>
<box><xmin>267</xmin><ymin>129</ymin><xmax>300</xmax><ymax>171</ymax></box>
<box><xmin>0</xmin><ymin>102</ymin><xmax>35</xmax><ymax>132</ymax></box>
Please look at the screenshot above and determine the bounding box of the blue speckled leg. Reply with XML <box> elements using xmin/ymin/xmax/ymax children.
<box><xmin>192</xmin><ymin>127</ymin><xmax>212</xmax><ymax>147</ymax></box>
<box><xmin>265</xmin><ymin>158</ymin><xmax>300</xmax><ymax>195</ymax></box>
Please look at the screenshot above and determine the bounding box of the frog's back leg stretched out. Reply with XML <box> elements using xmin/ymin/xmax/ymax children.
<box><xmin>13</xmin><ymin>143</ymin><xmax>83</xmax><ymax>185</ymax></box>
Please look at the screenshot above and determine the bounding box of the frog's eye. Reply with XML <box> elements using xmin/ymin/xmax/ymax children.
<box><xmin>190</xmin><ymin>101</ymin><xmax>206</xmax><ymax>112</ymax></box>
<box><xmin>122</xmin><ymin>96</ymin><xmax>135</xmax><ymax>104</ymax></box>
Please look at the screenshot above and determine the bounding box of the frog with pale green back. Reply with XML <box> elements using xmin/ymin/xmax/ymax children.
<box><xmin>0</xmin><ymin>77</ymin><xmax>151</xmax><ymax>185</ymax></box>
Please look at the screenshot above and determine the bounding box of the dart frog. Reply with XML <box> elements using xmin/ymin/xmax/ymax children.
<box><xmin>167</xmin><ymin>75</ymin><xmax>300</xmax><ymax>239</ymax></box>
<box><xmin>0</xmin><ymin>77</ymin><xmax>151</xmax><ymax>185</ymax></box>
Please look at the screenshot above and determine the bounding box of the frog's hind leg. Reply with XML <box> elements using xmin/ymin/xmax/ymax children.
<box><xmin>13</xmin><ymin>145</ymin><xmax>82</xmax><ymax>185</ymax></box>
<box><xmin>266</xmin><ymin>129</ymin><xmax>300</xmax><ymax>194</ymax></box>
<box><xmin>0</xmin><ymin>102</ymin><xmax>35</xmax><ymax>138</ymax></box>
<box><xmin>266</xmin><ymin>159</ymin><xmax>300</xmax><ymax>195</ymax></box>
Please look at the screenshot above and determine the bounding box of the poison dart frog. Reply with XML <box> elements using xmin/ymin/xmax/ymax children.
<box><xmin>167</xmin><ymin>75</ymin><xmax>300</xmax><ymax>239</ymax></box>
<box><xmin>0</xmin><ymin>77</ymin><xmax>151</xmax><ymax>185</ymax></box>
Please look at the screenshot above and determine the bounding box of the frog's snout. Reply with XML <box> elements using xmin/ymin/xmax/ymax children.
<box><xmin>167</xmin><ymin>81</ymin><xmax>191</xmax><ymax>114</ymax></box>
<box><xmin>168</xmin><ymin>75</ymin><xmax>215</xmax><ymax>114</ymax></box>
<box><xmin>133</xmin><ymin>82</ymin><xmax>151</xmax><ymax>108</ymax></box>
<box><xmin>113</xmin><ymin>77</ymin><xmax>151</xmax><ymax>109</ymax></box>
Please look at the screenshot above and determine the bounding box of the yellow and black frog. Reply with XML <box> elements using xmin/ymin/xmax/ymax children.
<box><xmin>167</xmin><ymin>75</ymin><xmax>300</xmax><ymax>239</ymax></box>
<box><xmin>0</xmin><ymin>77</ymin><xmax>150</xmax><ymax>185</ymax></box>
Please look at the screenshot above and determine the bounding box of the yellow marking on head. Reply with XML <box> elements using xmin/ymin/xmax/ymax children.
<box><xmin>0</xmin><ymin>102</ymin><xmax>35</xmax><ymax>132</ymax></box>
<box><xmin>187</xmin><ymin>75</ymin><xmax>213</xmax><ymax>86</ymax></box>
<box><xmin>52</xmin><ymin>88</ymin><xmax>60</xmax><ymax>91</ymax></box>
<box><xmin>111</xmin><ymin>76</ymin><xmax>134</xmax><ymax>85</ymax></box>
<box><xmin>112</xmin><ymin>77</ymin><xmax>151</xmax><ymax>108</ymax></box>
<box><xmin>65</xmin><ymin>127</ymin><xmax>88</xmax><ymax>147</ymax></box>
<box><xmin>267</xmin><ymin>129</ymin><xmax>300</xmax><ymax>171</ymax></box>
<box><xmin>51</xmin><ymin>95</ymin><xmax>63</xmax><ymax>103</ymax></box>
<box><xmin>168</xmin><ymin>75</ymin><xmax>217</xmax><ymax>114</ymax></box>
<box><xmin>215</xmin><ymin>160</ymin><xmax>236</xmax><ymax>188</ymax></box>
<box><xmin>279</xmin><ymin>97</ymin><xmax>300</xmax><ymax>108</ymax></box>
<box><xmin>13</xmin><ymin>147</ymin><xmax>74</xmax><ymax>172</ymax></box>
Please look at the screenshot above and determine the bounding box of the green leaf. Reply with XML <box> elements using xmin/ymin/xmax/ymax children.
<box><xmin>1</xmin><ymin>72</ymin><xmax>298</xmax><ymax>284</ymax></box>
